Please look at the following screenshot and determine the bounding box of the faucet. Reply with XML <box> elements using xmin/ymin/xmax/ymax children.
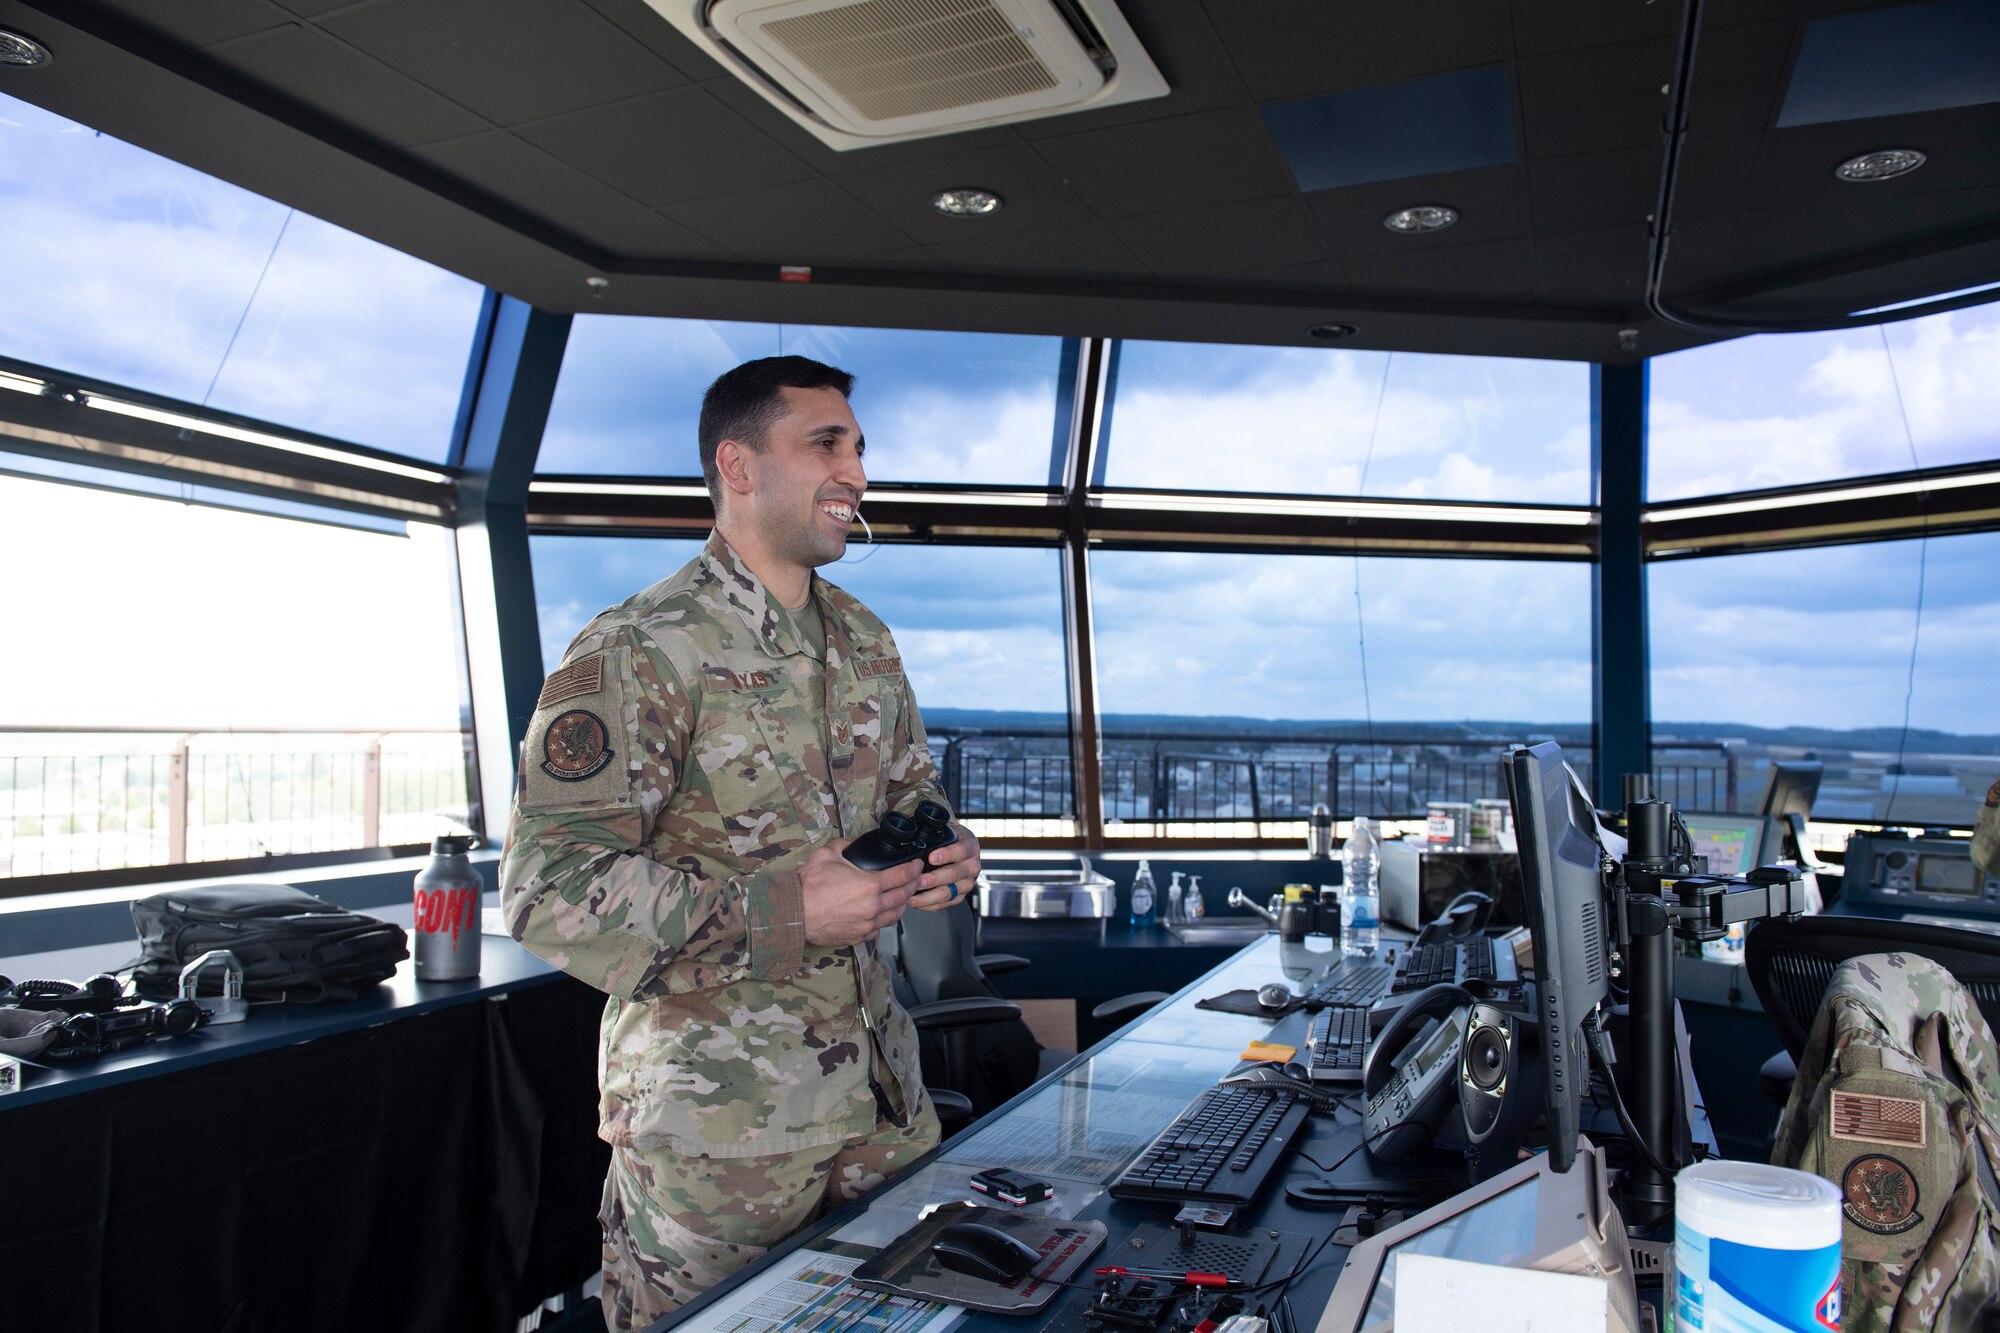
<box><xmin>1227</xmin><ymin>886</ymin><xmax>1277</xmax><ymax>926</ymax></box>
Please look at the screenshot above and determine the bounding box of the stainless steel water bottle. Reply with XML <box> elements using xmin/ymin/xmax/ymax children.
<box><xmin>413</xmin><ymin>834</ymin><xmax>482</xmax><ymax>981</ymax></box>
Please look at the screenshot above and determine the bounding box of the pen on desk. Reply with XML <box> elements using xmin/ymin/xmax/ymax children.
<box><xmin>1092</xmin><ymin>1266</ymin><xmax>1237</xmax><ymax>1287</ymax></box>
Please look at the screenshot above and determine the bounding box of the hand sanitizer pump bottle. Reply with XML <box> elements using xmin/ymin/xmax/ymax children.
<box><xmin>1166</xmin><ymin>870</ymin><xmax>1185</xmax><ymax>924</ymax></box>
<box><xmin>1187</xmin><ymin>875</ymin><xmax>1206</xmax><ymax>920</ymax></box>
<box><xmin>1129</xmin><ymin>860</ymin><xmax>1158</xmax><ymax>927</ymax></box>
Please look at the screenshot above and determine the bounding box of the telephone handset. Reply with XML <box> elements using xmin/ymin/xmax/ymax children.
<box><xmin>1361</xmin><ymin>982</ymin><xmax>1474</xmax><ymax>1163</ymax></box>
<box><xmin>1414</xmin><ymin>891</ymin><xmax>1493</xmax><ymax>948</ymax></box>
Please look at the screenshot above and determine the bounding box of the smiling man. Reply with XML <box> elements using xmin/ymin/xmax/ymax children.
<box><xmin>499</xmin><ymin>356</ymin><xmax>981</xmax><ymax>1332</ymax></box>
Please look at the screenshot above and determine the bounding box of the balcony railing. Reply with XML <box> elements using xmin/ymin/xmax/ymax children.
<box><xmin>938</xmin><ymin>731</ymin><xmax>1741</xmax><ymax>828</ymax></box>
<box><xmin>0</xmin><ymin>729</ymin><xmax>474</xmax><ymax>879</ymax></box>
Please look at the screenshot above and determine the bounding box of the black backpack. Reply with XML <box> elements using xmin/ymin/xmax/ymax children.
<box><xmin>128</xmin><ymin>883</ymin><xmax>409</xmax><ymax>1003</ymax></box>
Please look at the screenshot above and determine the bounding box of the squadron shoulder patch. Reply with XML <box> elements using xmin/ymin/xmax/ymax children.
<box><xmin>541</xmin><ymin>709</ymin><xmax>613</xmax><ymax>782</ymax></box>
<box><xmin>538</xmin><ymin>655</ymin><xmax>604</xmax><ymax>709</ymax></box>
<box><xmin>1842</xmin><ymin>1154</ymin><xmax>1923</xmax><ymax>1235</ymax></box>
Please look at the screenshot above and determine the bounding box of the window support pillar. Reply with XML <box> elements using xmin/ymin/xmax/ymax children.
<box><xmin>1592</xmin><ymin>362</ymin><xmax>1650</xmax><ymax>807</ymax></box>
<box><xmin>450</xmin><ymin>293</ymin><xmax>572</xmax><ymax>844</ymax></box>
<box><xmin>1061</xmin><ymin>338</ymin><xmax>1110</xmax><ymax>847</ymax></box>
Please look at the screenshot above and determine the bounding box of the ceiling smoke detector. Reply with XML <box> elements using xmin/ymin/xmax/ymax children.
<box><xmin>1835</xmin><ymin>149</ymin><xmax>1926</xmax><ymax>182</ymax></box>
<box><xmin>646</xmin><ymin>0</ymin><xmax>1166</xmax><ymax>150</ymax></box>
<box><xmin>0</xmin><ymin>29</ymin><xmax>53</xmax><ymax>66</ymax></box>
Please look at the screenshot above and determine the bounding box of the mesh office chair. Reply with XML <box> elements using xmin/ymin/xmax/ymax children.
<box><xmin>1745</xmin><ymin>914</ymin><xmax>2000</xmax><ymax>1105</ymax></box>
<box><xmin>880</xmin><ymin>900</ymin><xmax>1165</xmax><ymax>1121</ymax></box>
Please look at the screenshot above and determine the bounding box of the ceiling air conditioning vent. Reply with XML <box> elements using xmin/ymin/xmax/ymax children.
<box><xmin>650</xmin><ymin>0</ymin><xmax>1167</xmax><ymax>149</ymax></box>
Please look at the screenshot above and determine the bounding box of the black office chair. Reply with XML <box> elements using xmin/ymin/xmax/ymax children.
<box><xmin>881</xmin><ymin>900</ymin><xmax>1165</xmax><ymax>1120</ymax></box>
<box><xmin>1745</xmin><ymin>914</ymin><xmax>2000</xmax><ymax>1106</ymax></box>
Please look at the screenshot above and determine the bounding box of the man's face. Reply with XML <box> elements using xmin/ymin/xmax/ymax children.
<box><xmin>740</xmin><ymin>384</ymin><xmax>867</xmax><ymax>574</ymax></box>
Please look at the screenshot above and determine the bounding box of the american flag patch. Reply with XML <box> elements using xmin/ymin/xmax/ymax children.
<box><xmin>538</xmin><ymin>656</ymin><xmax>603</xmax><ymax>709</ymax></box>
<box><xmin>1831</xmin><ymin>1090</ymin><xmax>1926</xmax><ymax>1147</ymax></box>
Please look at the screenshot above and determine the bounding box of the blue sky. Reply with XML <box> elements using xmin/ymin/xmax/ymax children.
<box><xmin>2</xmin><ymin>90</ymin><xmax>1996</xmax><ymax>760</ymax></box>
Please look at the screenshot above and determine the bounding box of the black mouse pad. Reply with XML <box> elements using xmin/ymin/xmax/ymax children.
<box><xmin>850</xmin><ymin>1200</ymin><xmax>1106</xmax><ymax>1314</ymax></box>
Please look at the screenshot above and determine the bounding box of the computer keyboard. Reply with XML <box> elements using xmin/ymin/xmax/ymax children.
<box><xmin>1305</xmin><ymin>1005</ymin><xmax>1370</xmax><ymax>1082</ymax></box>
<box><xmin>1392</xmin><ymin>937</ymin><xmax>1508</xmax><ymax>992</ymax></box>
<box><xmin>1108</xmin><ymin>1084</ymin><xmax>1311</xmax><ymax>1207</ymax></box>
<box><xmin>1305</xmin><ymin>961</ymin><xmax>1395</xmax><ymax>1009</ymax></box>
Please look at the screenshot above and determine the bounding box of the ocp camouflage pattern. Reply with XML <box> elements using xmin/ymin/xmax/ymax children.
<box><xmin>500</xmin><ymin>531</ymin><xmax>947</xmax><ymax>1157</ymax></box>
<box><xmin>1774</xmin><ymin>950</ymin><xmax>2000</xmax><ymax>1331</ymax></box>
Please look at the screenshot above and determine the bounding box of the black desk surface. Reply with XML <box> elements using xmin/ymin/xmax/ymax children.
<box><xmin>0</xmin><ymin>892</ymin><xmax>561</xmax><ymax>1110</ymax></box>
<box><xmin>650</xmin><ymin>933</ymin><xmax>1704</xmax><ymax>1333</ymax></box>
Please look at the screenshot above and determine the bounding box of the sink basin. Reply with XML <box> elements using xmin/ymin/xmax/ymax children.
<box><xmin>1166</xmin><ymin>921</ymin><xmax>1270</xmax><ymax>947</ymax></box>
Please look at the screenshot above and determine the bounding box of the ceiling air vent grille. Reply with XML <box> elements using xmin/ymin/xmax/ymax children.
<box><xmin>760</xmin><ymin>0</ymin><xmax>1059</xmax><ymax>123</ymax></box>
<box><xmin>654</xmin><ymin>0</ymin><xmax>1167</xmax><ymax>149</ymax></box>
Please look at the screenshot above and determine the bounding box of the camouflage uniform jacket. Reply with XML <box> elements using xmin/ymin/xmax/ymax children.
<box><xmin>1773</xmin><ymin>951</ymin><xmax>2000</xmax><ymax>1332</ymax></box>
<box><xmin>499</xmin><ymin>531</ymin><xmax>943</xmax><ymax>1158</ymax></box>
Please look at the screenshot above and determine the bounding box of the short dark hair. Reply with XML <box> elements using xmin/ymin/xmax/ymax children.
<box><xmin>698</xmin><ymin>356</ymin><xmax>855</xmax><ymax>510</ymax></box>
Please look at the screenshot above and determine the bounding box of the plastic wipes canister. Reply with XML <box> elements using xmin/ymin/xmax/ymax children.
<box><xmin>1672</xmin><ymin>1160</ymin><xmax>1842</xmax><ymax>1333</ymax></box>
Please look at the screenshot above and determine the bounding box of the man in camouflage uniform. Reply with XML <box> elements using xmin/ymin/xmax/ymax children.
<box><xmin>1774</xmin><ymin>951</ymin><xmax>2000</xmax><ymax>1331</ymax></box>
<box><xmin>500</xmin><ymin>357</ymin><xmax>981</xmax><ymax>1332</ymax></box>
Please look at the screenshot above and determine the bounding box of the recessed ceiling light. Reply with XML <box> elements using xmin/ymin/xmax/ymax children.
<box><xmin>1307</xmin><ymin>322</ymin><xmax>1359</xmax><ymax>341</ymax></box>
<box><xmin>1383</xmin><ymin>205</ymin><xmax>1458</xmax><ymax>234</ymax></box>
<box><xmin>0</xmin><ymin>29</ymin><xmax>53</xmax><ymax>67</ymax></box>
<box><xmin>1835</xmin><ymin>149</ymin><xmax>1926</xmax><ymax>182</ymax></box>
<box><xmin>930</xmin><ymin>188</ymin><xmax>1003</xmax><ymax>218</ymax></box>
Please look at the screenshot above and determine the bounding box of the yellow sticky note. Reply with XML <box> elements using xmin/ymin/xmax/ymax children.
<box><xmin>1240</xmin><ymin>1040</ymin><xmax>1297</xmax><ymax>1063</ymax></box>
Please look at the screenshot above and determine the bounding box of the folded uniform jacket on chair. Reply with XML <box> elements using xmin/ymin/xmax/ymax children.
<box><xmin>127</xmin><ymin>882</ymin><xmax>409</xmax><ymax>1003</ymax></box>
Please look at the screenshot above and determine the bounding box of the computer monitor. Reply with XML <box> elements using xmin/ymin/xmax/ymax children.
<box><xmin>1758</xmin><ymin>760</ymin><xmax>1823</xmax><ymax>822</ymax></box>
<box><xmin>1505</xmin><ymin>741</ymin><xmax>1612</xmax><ymax>1174</ymax></box>
<box><xmin>1314</xmin><ymin>1137</ymin><xmax>1639</xmax><ymax>1333</ymax></box>
<box><xmin>1679</xmin><ymin>812</ymin><xmax>1767</xmax><ymax>876</ymax></box>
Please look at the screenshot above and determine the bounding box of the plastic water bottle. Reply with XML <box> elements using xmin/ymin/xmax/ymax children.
<box><xmin>1129</xmin><ymin>859</ymin><xmax>1158</xmax><ymax>927</ymax></box>
<box><xmin>1340</xmin><ymin>819</ymin><xmax>1380</xmax><ymax>957</ymax></box>
<box><xmin>1165</xmin><ymin>870</ymin><xmax>1185</xmax><ymax>924</ymax></box>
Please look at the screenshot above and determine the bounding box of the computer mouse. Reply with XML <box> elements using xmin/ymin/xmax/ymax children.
<box><xmin>1257</xmin><ymin>983</ymin><xmax>1294</xmax><ymax>1011</ymax></box>
<box><xmin>931</xmin><ymin>1221</ymin><xmax>1041</xmax><ymax>1283</ymax></box>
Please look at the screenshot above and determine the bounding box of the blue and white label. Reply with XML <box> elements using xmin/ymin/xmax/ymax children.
<box><xmin>1676</xmin><ymin>1220</ymin><xmax>1842</xmax><ymax>1333</ymax></box>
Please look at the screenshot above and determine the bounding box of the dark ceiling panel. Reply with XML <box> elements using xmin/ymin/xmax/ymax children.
<box><xmin>517</xmin><ymin>87</ymin><xmax>812</xmax><ymax>209</ymax></box>
<box><xmin>927</xmin><ymin>221</ymin><xmax>1147</xmax><ymax>278</ymax></box>
<box><xmin>268</xmin><ymin>0</ymin><xmax>363</xmax><ymax>17</ymax></box>
<box><xmin>664</xmin><ymin>178</ymin><xmax>913</xmax><ymax>261</ymax></box>
<box><xmin>1654</xmin><ymin>215</ymin><xmax>1744</xmax><ymax>300</ymax></box>
<box><xmin>414</xmin><ymin>131</ymin><xmax>638</xmax><ymax>221</ymax></box>
<box><xmin>1517</xmin><ymin>40</ymin><xmax>1671</xmax><ymax>158</ymax></box>
<box><xmin>575</xmin><ymin>0</ymin><xmax>708</xmax><ymax>79</ymax></box>
<box><xmin>1030</xmin><ymin>107</ymin><xmax>1295</xmax><ymax>219</ymax></box>
<box><xmin>1675</xmin><ymin>134</ymin><xmax>1763</xmax><ymax>217</ymax></box>
<box><xmin>204</xmin><ymin>22</ymin><xmax>489</xmax><ymax>147</ymax></box>
<box><xmin>564</xmin><ymin>208</ymin><xmax>738</xmax><ymax>261</ymax></box>
<box><xmin>1509</xmin><ymin>0</ymin><xmax>1677</xmax><ymax>58</ymax></box>
<box><xmin>1237</xmin><ymin>259</ymin><xmax>1346</xmax><ymax>292</ymax></box>
<box><xmin>320</xmin><ymin>0</ymin><xmax>685</xmax><ymax>127</ymax></box>
<box><xmin>1731</xmin><ymin>190</ymin><xmax>1972</xmax><ymax>275</ymax></box>
<box><xmin>831</xmin><ymin>143</ymin><xmax>1095</xmax><ymax>244</ymax></box>
<box><xmin>1529</xmin><ymin>146</ymin><xmax>1656</xmax><ymax>234</ymax></box>
<box><xmin>1781</xmin><ymin>0</ymin><xmax>2000</xmax><ymax>126</ymax></box>
<box><xmin>1202</xmin><ymin>0</ymin><xmax>1510</xmax><ymax>102</ymax></box>
<box><xmin>1534</xmin><ymin>223</ymin><xmax>1648</xmax><ymax>300</ymax></box>
<box><xmin>89</xmin><ymin>0</ymin><xmax>293</xmax><ymax>47</ymax></box>
<box><xmin>1743</xmin><ymin>106</ymin><xmax>2000</xmax><ymax>210</ymax></box>
<box><xmin>1344</xmin><ymin>237</ymin><xmax>1538</xmax><ymax>298</ymax></box>
<box><xmin>1112</xmin><ymin>197</ymin><xmax>1326</xmax><ymax>276</ymax></box>
<box><xmin>1304</xmin><ymin>163</ymin><xmax>1527</xmax><ymax>259</ymax></box>
<box><xmin>1685</xmin><ymin>21</ymin><xmax>1799</xmax><ymax>138</ymax></box>
<box><xmin>1260</xmin><ymin>65</ymin><xmax>1517</xmax><ymax>192</ymax></box>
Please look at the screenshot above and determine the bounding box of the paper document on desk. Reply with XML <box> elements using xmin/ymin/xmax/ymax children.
<box><xmin>674</xmin><ymin>1249</ymin><xmax>960</xmax><ymax>1333</ymax></box>
<box><xmin>1393</xmin><ymin>1254</ymin><xmax>1610</xmax><ymax>1333</ymax></box>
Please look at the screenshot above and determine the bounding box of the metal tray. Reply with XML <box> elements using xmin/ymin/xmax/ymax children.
<box><xmin>976</xmin><ymin>858</ymin><xmax>1116</xmax><ymax>919</ymax></box>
